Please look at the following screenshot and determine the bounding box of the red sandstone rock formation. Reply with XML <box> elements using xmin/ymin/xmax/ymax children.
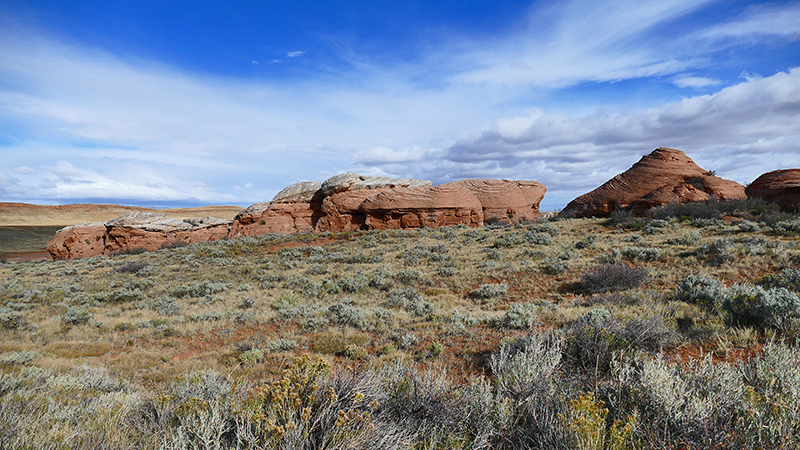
<box><xmin>315</xmin><ymin>174</ymin><xmax>432</xmax><ymax>232</ymax></box>
<box><xmin>50</xmin><ymin>173</ymin><xmax>549</xmax><ymax>260</ymax></box>
<box><xmin>455</xmin><ymin>179</ymin><xmax>546</xmax><ymax>223</ymax></box>
<box><xmin>47</xmin><ymin>222</ymin><xmax>107</xmax><ymax>260</ymax></box>
<box><xmin>562</xmin><ymin>148</ymin><xmax>746</xmax><ymax>217</ymax></box>
<box><xmin>103</xmin><ymin>213</ymin><xmax>231</xmax><ymax>254</ymax></box>
<box><xmin>228</xmin><ymin>181</ymin><xmax>325</xmax><ymax>237</ymax></box>
<box><xmin>745</xmin><ymin>169</ymin><xmax>800</xmax><ymax>211</ymax></box>
<box><xmin>361</xmin><ymin>183</ymin><xmax>484</xmax><ymax>229</ymax></box>
<box><xmin>48</xmin><ymin>213</ymin><xmax>232</xmax><ymax>260</ymax></box>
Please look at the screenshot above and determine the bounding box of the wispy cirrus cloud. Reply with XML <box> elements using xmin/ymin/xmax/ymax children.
<box><xmin>701</xmin><ymin>2</ymin><xmax>800</xmax><ymax>40</ymax></box>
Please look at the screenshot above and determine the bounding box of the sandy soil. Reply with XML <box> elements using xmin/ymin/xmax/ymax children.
<box><xmin>0</xmin><ymin>203</ymin><xmax>244</xmax><ymax>226</ymax></box>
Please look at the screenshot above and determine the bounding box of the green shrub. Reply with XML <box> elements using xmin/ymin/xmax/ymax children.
<box><xmin>542</xmin><ymin>257</ymin><xmax>569</xmax><ymax>275</ymax></box>
<box><xmin>0</xmin><ymin>350</ymin><xmax>36</xmax><ymax>366</ymax></box>
<box><xmin>772</xmin><ymin>218</ymin><xmax>800</xmax><ymax>235</ymax></box>
<box><xmin>470</xmin><ymin>283</ymin><xmax>508</xmax><ymax>300</ymax></box>
<box><xmin>580</xmin><ymin>264</ymin><xmax>648</xmax><ymax>293</ymax></box>
<box><xmin>528</xmin><ymin>223</ymin><xmax>558</xmax><ymax>236</ymax></box>
<box><xmin>492</xmin><ymin>233</ymin><xmax>524</xmax><ymax>248</ymax></box>
<box><xmin>328</xmin><ymin>300</ymin><xmax>369</xmax><ymax>329</ymax></box>
<box><xmin>114</xmin><ymin>262</ymin><xmax>147</xmax><ymax>273</ymax></box>
<box><xmin>438</xmin><ymin>265</ymin><xmax>456</xmax><ymax>277</ymax></box>
<box><xmin>61</xmin><ymin>307</ymin><xmax>92</xmax><ymax>326</ymax></box>
<box><xmin>395</xmin><ymin>268</ymin><xmax>421</xmax><ymax>285</ymax></box>
<box><xmin>190</xmin><ymin>310</ymin><xmax>224</xmax><ymax>322</ymax></box>
<box><xmin>525</xmin><ymin>231</ymin><xmax>553</xmax><ymax>246</ymax></box>
<box><xmin>621</xmin><ymin>246</ymin><xmax>663</xmax><ymax>262</ymax></box>
<box><xmin>668</xmin><ymin>230</ymin><xmax>701</xmax><ymax>245</ymax></box>
<box><xmin>494</xmin><ymin>303</ymin><xmax>537</xmax><ymax>329</ymax></box>
<box><xmin>172</xmin><ymin>280</ymin><xmax>230</xmax><ymax>298</ymax></box>
<box><xmin>761</xmin><ymin>267</ymin><xmax>800</xmax><ymax>292</ymax></box>
<box><xmin>604</xmin><ymin>208</ymin><xmax>643</xmax><ymax>229</ymax></box>
<box><xmin>386</xmin><ymin>288</ymin><xmax>422</xmax><ymax>309</ymax></box>
<box><xmin>574</xmin><ymin>234</ymin><xmax>597</xmax><ymax>249</ymax></box>
<box><xmin>0</xmin><ymin>307</ymin><xmax>23</xmax><ymax>330</ymax></box>
<box><xmin>285</xmin><ymin>274</ymin><xmax>321</xmax><ymax>296</ymax></box>
<box><xmin>737</xmin><ymin>220</ymin><xmax>761</xmax><ymax>232</ymax></box>
<box><xmin>723</xmin><ymin>284</ymin><xmax>800</xmax><ymax>330</ymax></box>
<box><xmin>265</xmin><ymin>338</ymin><xmax>297</xmax><ymax>353</ymax></box>
<box><xmin>565</xmin><ymin>309</ymin><xmax>677</xmax><ymax>375</ymax></box>
<box><xmin>674</xmin><ymin>274</ymin><xmax>727</xmax><ymax>312</ymax></box>
<box><xmin>369</xmin><ymin>266</ymin><xmax>394</xmax><ymax>291</ymax></box>
<box><xmin>397</xmin><ymin>333</ymin><xmax>419</xmax><ymax>349</ymax></box>
<box><xmin>151</xmin><ymin>296</ymin><xmax>181</xmax><ymax>316</ymax></box>
<box><xmin>694</xmin><ymin>239</ymin><xmax>736</xmax><ymax>266</ymax></box>
<box><xmin>338</xmin><ymin>275</ymin><xmax>369</xmax><ymax>293</ymax></box>
<box><xmin>426</xmin><ymin>342</ymin><xmax>445</xmax><ymax>358</ymax></box>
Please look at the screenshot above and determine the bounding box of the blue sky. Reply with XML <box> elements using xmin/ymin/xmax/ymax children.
<box><xmin>1</xmin><ymin>0</ymin><xmax>799</xmax><ymax>210</ymax></box>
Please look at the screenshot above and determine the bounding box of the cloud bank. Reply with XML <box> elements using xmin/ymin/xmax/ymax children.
<box><xmin>371</xmin><ymin>67</ymin><xmax>800</xmax><ymax>209</ymax></box>
<box><xmin>0</xmin><ymin>1</ymin><xmax>799</xmax><ymax>209</ymax></box>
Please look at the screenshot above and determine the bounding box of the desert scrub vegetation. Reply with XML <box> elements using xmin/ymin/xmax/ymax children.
<box><xmin>2</xmin><ymin>205</ymin><xmax>800</xmax><ymax>448</ymax></box>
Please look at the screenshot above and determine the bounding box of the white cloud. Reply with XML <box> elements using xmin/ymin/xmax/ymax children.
<box><xmin>449</xmin><ymin>0</ymin><xmax>715</xmax><ymax>87</ymax></box>
<box><xmin>378</xmin><ymin>67</ymin><xmax>800</xmax><ymax>209</ymax></box>
<box><xmin>36</xmin><ymin>160</ymin><xmax>238</xmax><ymax>202</ymax></box>
<box><xmin>244</xmin><ymin>183</ymin><xmax>253</xmax><ymax>189</ymax></box>
<box><xmin>671</xmin><ymin>75</ymin><xmax>721</xmax><ymax>89</ymax></box>
<box><xmin>702</xmin><ymin>3</ymin><xmax>800</xmax><ymax>39</ymax></box>
<box><xmin>15</xmin><ymin>166</ymin><xmax>34</xmax><ymax>174</ymax></box>
<box><xmin>286</xmin><ymin>51</ymin><xmax>305</xmax><ymax>58</ymax></box>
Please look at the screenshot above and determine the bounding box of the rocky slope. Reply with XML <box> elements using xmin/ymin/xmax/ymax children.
<box><xmin>561</xmin><ymin>147</ymin><xmax>747</xmax><ymax>217</ymax></box>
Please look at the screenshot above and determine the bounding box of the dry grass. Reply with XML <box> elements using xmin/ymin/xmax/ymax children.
<box><xmin>2</xmin><ymin>207</ymin><xmax>800</xmax><ymax>448</ymax></box>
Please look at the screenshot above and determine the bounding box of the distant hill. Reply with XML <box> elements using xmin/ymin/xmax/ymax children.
<box><xmin>0</xmin><ymin>203</ymin><xmax>244</xmax><ymax>227</ymax></box>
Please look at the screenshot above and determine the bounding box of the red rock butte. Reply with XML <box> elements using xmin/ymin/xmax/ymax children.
<box><xmin>48</xmin><ymin>174</ymin><xmax>547</xmax><ymax>260</ymax></box>
<box><xmin>561</xmin><ymin>147</ymin><xmax>747</xmax><ymax>218</ymax></box>
<box><xmin>745</xmin><ymin>169</ymin><xmax>800</xmax><ymax>211</ymax></box>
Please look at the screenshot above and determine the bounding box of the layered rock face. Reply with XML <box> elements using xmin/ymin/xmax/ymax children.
<box><xmin>48</xmin><ymin>212</ymin><xmax>232</xmax><ymax>260</ymax></box>
<box><xmin>228</xmin><ymin>174</ymin><xmax>434</xmax><ymax>237</ymax></box>
<box><xmin>230</xmin><ymin>173</ymin><xmax>545</xmax><ymax>235</ymax></box>
<box><xmin>745</xmin><ymin>169</ymin><xmax>800</xmax><ymax>211</ymax></box>
<box><xmin>562</xmin><ymin>148</ymin><xmax>746</xmax><ymax>217</ymax></box>
<box><xmin>454</xmin><ymin>179</ymin><xmax>547</xmax><ymax>223</ymax></box>
<box><xmin>316</xmin><ymin>174</ymin><xmax>432</xmax><ymax>233</ymax></box>
<box><xmin>361</xmin><ymin>183</ymin><xmax>484</xmax><ymax>229</ymax></box>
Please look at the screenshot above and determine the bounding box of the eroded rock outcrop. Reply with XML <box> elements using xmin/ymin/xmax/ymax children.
<box><xmin>47</xmin><ymin>222</ymin><xmax>107</xmax><ymax>260</ymax></box>
<box><xmin>228</xmin><ymin>181</ymin><xmax>325</xmax><ymax>237</ymax></box>
<box><xmin>455</xmin><ymin>179</ymin><xmax>546</xmax><ymax>223</ymax></box>
<box><xmin>361</xmin><ymin>183</ymin><xmax>484</xmax><ymax>229</ymax></box>
<box><xmin>745</xmin><ymin>169</ymin><xmax>800</xmax><ymax>211</ymax></box>
<box><xmin>562</xmin><ymin>147</ymin><xmax>746</xmax><ymax>217</ymax></box>
<box><xmin>228</xmin><ymin>175</ymin><xmax>434</xmax><ymax>236</ymax></box>
<box><xmin>316</xmin><ymin>174</ymin><xmax>432</xmax><ymax>232</ymax></box>
<box><xmin>48</xmin><ymin>212</ymin><xmax>232</xmax><ymax>260</ymax></box>
<box><xmin>50</xmin><ymin>173</ymin><xmax>548</xmax><ymax>259</ymax></box>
